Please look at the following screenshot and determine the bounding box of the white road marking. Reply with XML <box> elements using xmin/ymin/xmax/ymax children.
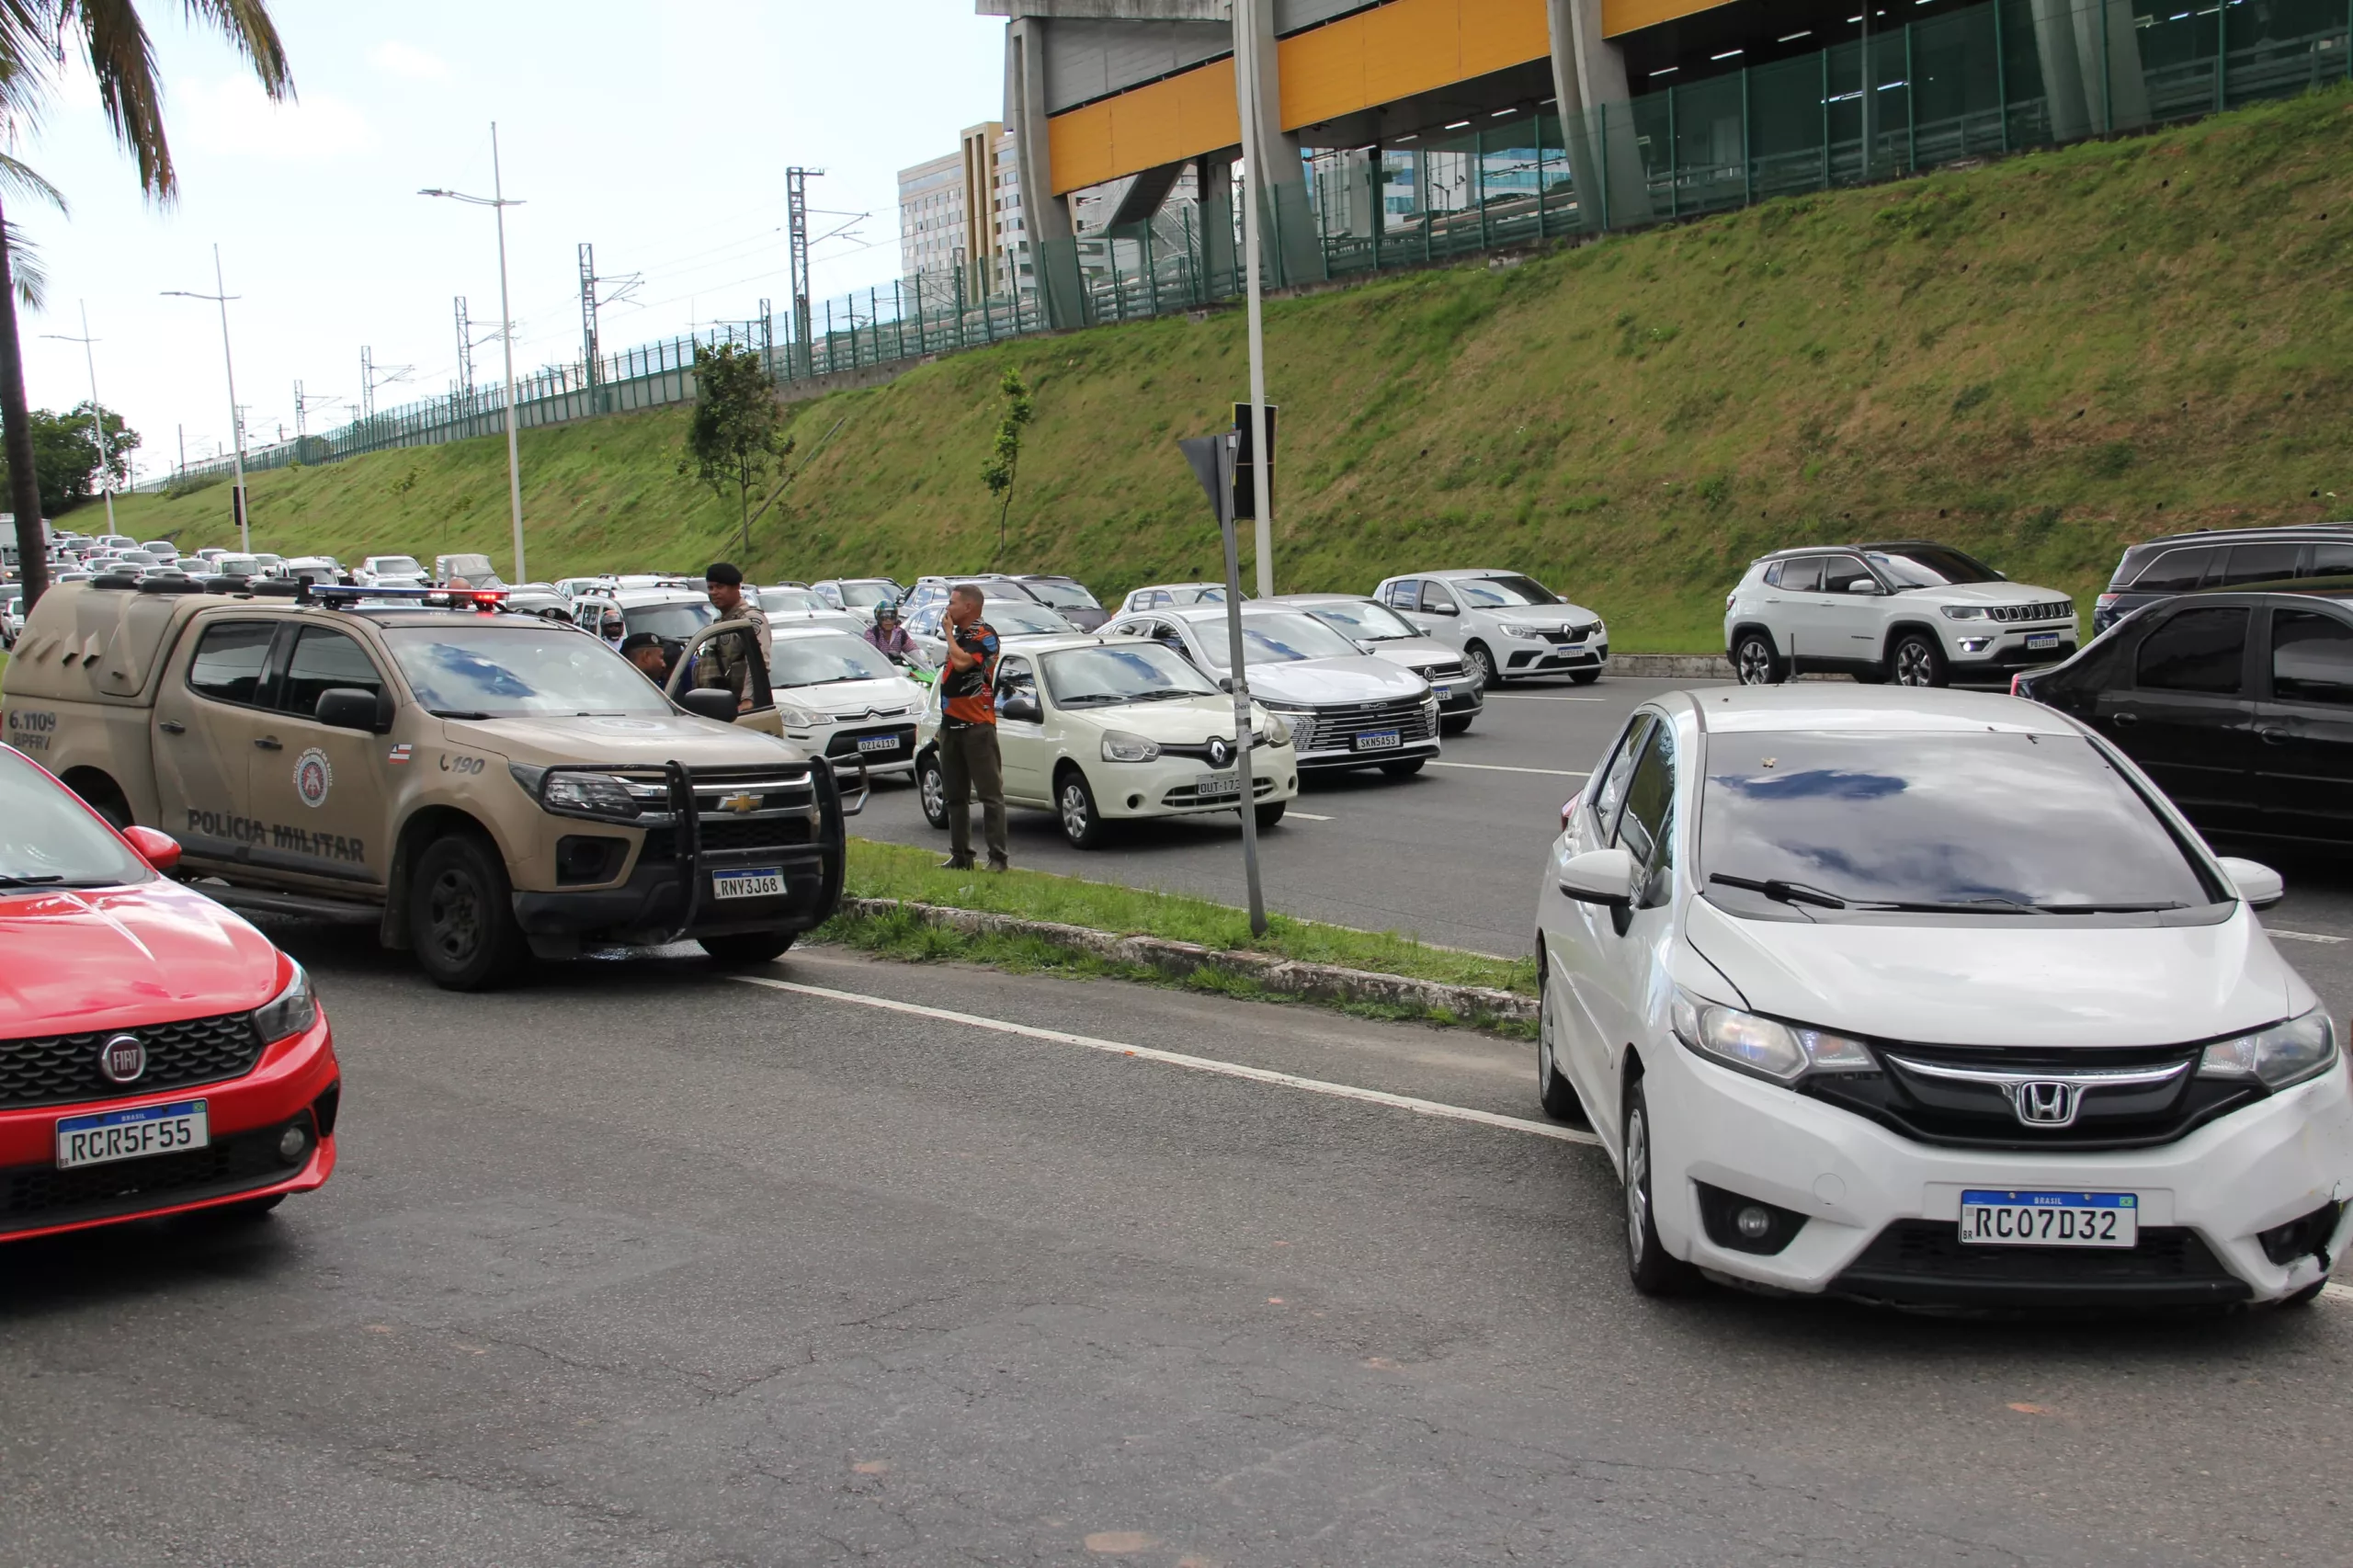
<box><xmin>733</xmin><ymin>975</ymin><xmax>1601</xmax><ymax>1147</ymax></box>
<box><xmin>1429</xmin><ymin>762</ymin><xmax>1591</xmax><ymax>778</ymax></box>
<box><xmin>1286</xmin><ymin>811</ymin><xmax>1336</xmax><ymax>821</ymax></box>
<box><xmin>1483</xmin><ymin>693</ymin><xmax>1609</xmax><ymax>702</ymax></box>
<box><xmin>2268</xmin><ymin>928</ymin><xmax>2348</xmax><ymax>946</ymax></box>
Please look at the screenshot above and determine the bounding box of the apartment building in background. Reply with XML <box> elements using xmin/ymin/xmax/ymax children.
<box><xmin>897</xmin><ymin>119</ymin><xmax>1029</xmax><ymax>302</ymax></box>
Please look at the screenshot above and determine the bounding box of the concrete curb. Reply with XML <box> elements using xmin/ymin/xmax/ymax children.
<box><xmin>837</xmin><ymin>896</ymin><xmax>1537</xmax><ymax>1028</ymax></box>
<box><xmin>1608</xmin><ymin>653</ymin><xmax>1735</xmax><ymax>678</ymax></box>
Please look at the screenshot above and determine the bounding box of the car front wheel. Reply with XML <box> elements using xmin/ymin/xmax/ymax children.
<box><xmin>917</xmin><ymin>750</ymin><xmax>949</xmax><ymax>828</ymax></box>
<box><xmin>1536</xmin><ymin>977</ymin><xmax>1585</xmax><ymax>1124</ymax></box>
<box><xmin>410</xmin><ymin>833</ymin><xmax>526</xmax><ymax>991</ymax></box>
<box><xmin>1624</xmin><ymin>1075</ymin><xmax>1701</xmax><ymax>1297</ymax></box>
<box><xmin>1465</xmin><ymin>642</ymin><xmax>1499</xmax><ymax>687</ymax></box>
<box><xmin>1253</xmin><ymin>800</ymin><xmax>1286</xmax><ymax>831</ymax></box>
<box><xmin>1058</xmin><ymin>769</ymin><xmax>1108</xmax><ymax>848</ymax></box>
<box><xmin>1890</xmin><ymin>632</ymin><xmax>1947</xmax><ymax>687</ymax></box>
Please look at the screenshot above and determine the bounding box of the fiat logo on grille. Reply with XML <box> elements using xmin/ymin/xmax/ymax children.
<box><xmin>97</xmin><ymin>1033</ymin><xmax>147</xmax><ymax>1085</ymax></box>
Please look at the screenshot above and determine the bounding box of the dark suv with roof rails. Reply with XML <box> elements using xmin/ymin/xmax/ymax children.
<box><xmin>2095</xmin><ymin>525</ymin><xmax>2353</xmax><ymax>634</ymax></box>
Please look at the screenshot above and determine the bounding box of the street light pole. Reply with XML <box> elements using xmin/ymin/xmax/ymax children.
<box><xmin>40</xmin><ymin>300</ymin><xmax>118</xmax><ymax>534</ymax></box>
<box><xmin>161</xmin><ymin>245</ymin><xmax>250</xmax><ymax>551</ymax></box>
<box><xmin>423</xmin><ymin>122</ymin><xmax>529</xmax><ymax>584</ymax></box>
<box><xmin>1233</xmin><ymin>0</ymin><xmax>1277</xmax><ymax>597</ymax></box>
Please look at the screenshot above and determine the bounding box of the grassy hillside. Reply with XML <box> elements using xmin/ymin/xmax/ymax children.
<box><xmin>107</xmin><ymin>89</ymin><xmax>2353</xmax><ymax>652</ymax></box>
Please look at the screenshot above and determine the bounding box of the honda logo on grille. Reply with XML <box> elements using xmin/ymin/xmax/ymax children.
<box><xmin>97</xmin><ymin>1033</ymin><xmax>146</xmax><ymax>1085</ymax></box>
<box><xmin>2010</xmin><ymin>1081</ymin><xmax>2080</xmax><ymax>1127</ymax></box>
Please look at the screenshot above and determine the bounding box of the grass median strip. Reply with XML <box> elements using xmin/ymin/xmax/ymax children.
<box><xmin>814</xmin><ymin>837</ymin><xmax>1538</xmax><ymax>1037</ymax></box>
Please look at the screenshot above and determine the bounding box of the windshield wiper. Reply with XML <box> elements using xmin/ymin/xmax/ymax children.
<box><xmin>2035</xmin><ymin>900</ymin><xmax>2190</xmax><ymax>914</ymax></box>
<box><xmin>0</xmin><ymin>873</ymin><xmax>66</xmax><ymax>889</ymax></box>
<box><xmin>1709</xmin><ymin>873</ymin><xmax>1847</xmax><ymax>909</ymax></box>
<box><xmin>427</xmin><ymin>708</ymin><xmax>492</xmax><ymax>720</ymax></box>
<box><xmin>1849</xmin><ymin>895</ymin><xmax>2043</xmax><ymax>915</ymax></box>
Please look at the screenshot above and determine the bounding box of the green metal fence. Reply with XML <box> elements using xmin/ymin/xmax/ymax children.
<box><xmin>158</xmin><ymin>0</ymin><xmax>2353</xmax><ymax>494</ymax></box>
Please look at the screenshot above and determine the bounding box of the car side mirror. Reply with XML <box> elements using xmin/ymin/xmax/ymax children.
<box><xmin>121</xmin><ymin>824</ymin><xmax>181</xmax><ymax>874</ymax></box>
<box><xmin>1556</xmin><ymin>846</ymin><xmax>1638</xmax><ymax>907</ymax></box>
<box><xmin>2219</xmin><ymin>856</ymin><xmax>2286</xmax><ymax>911</ymax></box>
<box><xmin>677</xmin><ymin>688</ymin><xmax>741</xmax><ymax>722</ymax></box>
<box><xmin>1000</xmin><ymin>694</ymin><xmax>1042</xmax><ymax>722</ymax></box>
<box><xmin>1845</xmin><ymin>579</ymin><xmax>1881</xmax><ymax>595</ymax></box>
<box><xmin>314</xmin><ymin>687</ymin><xmax>387</xmax><ymax>733</ymax></box>
<box><xmin>1425</xmin><ymin>602</ymin><xmax>1459</xmax><ymax>617</ymax></box>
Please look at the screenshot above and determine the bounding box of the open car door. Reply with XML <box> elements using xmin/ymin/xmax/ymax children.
<box><xmin>667</xmin><ymin>619</ymin><xmax>783</xmax><ymax>738</ymax></box>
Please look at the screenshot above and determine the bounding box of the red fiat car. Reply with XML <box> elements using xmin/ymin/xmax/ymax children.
<box><xmin>0</xmin><ymin>743</ymin><xmax>338</xmax><ymax>1243</ymax></box>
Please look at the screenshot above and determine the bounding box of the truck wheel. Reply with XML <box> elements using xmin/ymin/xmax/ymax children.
<box><xmin>409</xmin><ymin>834</ymin><xmax>526</xmax><ymax>991</ymax></box>
<box><xmin>70</xmin><ymin>774</ymin><xmax>133</xmax><ymax>830</ymax></box>
<box><xmin>917</xmin><ymin>750</ymin><xmax>950</xmax><ymax>829</ymax></box>
<box><xmin>699</xmin><ymin>930</ymin><xmax>796</xmax><ymax>965</ymax></box>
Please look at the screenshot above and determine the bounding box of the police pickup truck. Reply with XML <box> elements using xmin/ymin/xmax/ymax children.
<box><xmin>1</xmin><ymin>578</ymin><xmax>858</xmax><ymax>988</ymax></box>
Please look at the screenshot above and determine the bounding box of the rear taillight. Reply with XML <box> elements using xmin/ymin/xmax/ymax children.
<box><xmin>2096</xmin><ymin>594</ymin><xmax>2120</xmax><ymax>610</ymax></box>
<box><xmin>2009</xmin><ymin>675</ymin><xmax>2025</xmax><ymax>697</ymax></box>
<box><xmin>1560</xmin><ymin>791</ymin><xmax>1583</xmax><ymax>832</ymax></box>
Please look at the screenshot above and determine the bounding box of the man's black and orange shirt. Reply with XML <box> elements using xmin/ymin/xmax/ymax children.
<box><xmin>941</xmin><ymin>619</ymin><xmax>1001</xmax><ymax>727</ymax></box>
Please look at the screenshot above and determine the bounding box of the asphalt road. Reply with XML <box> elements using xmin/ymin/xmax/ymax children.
<box><xmin>5</xmin><ymin>928</ymin><xmax>2350</xmax><ymax>1567</ymax></box>
<box><xmin>858</xmin><ymin>673</ymin><xmax>1683</xmax><ymax>956</ymax></box>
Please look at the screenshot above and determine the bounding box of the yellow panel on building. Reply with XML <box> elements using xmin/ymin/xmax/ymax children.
<box><xmin>1044</xmin><ymin>0</ymin><xmax>1726</xmax><ymax>193</ymax></box>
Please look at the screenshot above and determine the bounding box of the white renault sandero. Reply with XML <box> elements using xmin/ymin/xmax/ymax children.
<box><xmin>915</xmin><ymin>632</ymin><xmax>1298</xmax><ymax>846</ymax></box>
<box><xmin>1536</xmin><ymin>686</ymin><xmax>2353</xmax><ymax>1310</ymax></box>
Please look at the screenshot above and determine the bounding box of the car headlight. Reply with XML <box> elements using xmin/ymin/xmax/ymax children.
<box><xmin>253</xmin><ymin>960</ymin><xmax>319</xmax><ymax>1042</ymax></box>
<box><xmin>1939</xmin><ymin>605</ymin><xmax>1988</xmax><ymax>620</ymax></box>
<box><xmin>1256</xmin><ymin>712</ymin><xmax>1291</xmax><ymax>748</ymax></box>
<box><xmin>514</xmin><ymin>765</ymin><xmax>643</xmax><ymax>821</ymax></box>
<box><xmin>1671</xmin><ymin>991</ymin><xmax>1875</xmax><ymax>1085</ymax></box>
<box><xmin>1101</xmin><ymin>730</ymin><xmax>1161</xmax><ymax>763</ymax></box>
<box><xmin>1498</xmin><ymin>621</ymin><xmax>1537</xmax><ymax>639</ymax></box>
<box><xmin>2198</xmin><ymin>1008</ymin><xmax>2337</xmax><ymax>1089</ymax></box>
<box><xmin>778</xmin><ymin>702</ymin><xmax>834</xmax><ymax>728</ymax></box>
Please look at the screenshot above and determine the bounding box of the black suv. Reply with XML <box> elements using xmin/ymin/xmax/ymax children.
<box><xmin>2094</xmin><ymin>525</ymin><xmax>2353</xmax><ymax>633</ymax></box>
<box><xmin>2018</xmin><ymin>575</ymin><xmax>2353</xmax><ymax>849</ymax></box>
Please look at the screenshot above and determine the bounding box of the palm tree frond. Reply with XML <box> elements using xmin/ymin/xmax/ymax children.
<box><xmin>6</xmin><ymin>221</ymin><xmax>46</xmax><ymax>311</ymax></box>
<box><xmin>181</xmin><ymin>0</ymin><xmax>290</xmax><ymax>98</ymax></box>
<box><xmin>63</xmin><ymin>0</ymin><xmax>174</xmax><ymax>199</ymax></box>
<box><xmin>0</xmin><ymin>153</ymin><xmax>64</xmax><ymax>214</ymax></box>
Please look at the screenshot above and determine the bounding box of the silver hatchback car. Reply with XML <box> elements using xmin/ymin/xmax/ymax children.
<box><xmin>1372</xmin><ymin>570</ymin><xmax>1608</xmax><ymax>687</ymax></box>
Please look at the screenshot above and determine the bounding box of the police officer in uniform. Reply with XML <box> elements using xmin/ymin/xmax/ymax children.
<box><xmin>696</xmin><ymin>562</ymin><xmax>771</xmax><ymax>713</ymax></box>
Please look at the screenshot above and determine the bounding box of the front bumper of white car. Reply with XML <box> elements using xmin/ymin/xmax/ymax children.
<box><xmin>1498</xmin><ymin>627</ymin><xmax>1608</xmax><ymax>676</ymax></box>
<box><xmin>1941</xmin><ymin>618</ymin><xmax>2079</xmax><ymax>676</ymax></box>
<box><xmin>788</xmin><ymin>720</ymin><xmax>921</xmax><ymax>777</ymax></box>
<box><xmin>1643</xmin><ymin>1039</ymin><xmax>2353</xmax><ymax>1307</ymax></box>
<box><xmin>1090</xmin><ymin>743</ymin><xmax>1300</xmax><ymax>818</ymax></box>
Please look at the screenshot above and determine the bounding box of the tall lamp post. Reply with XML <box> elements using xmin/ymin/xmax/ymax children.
<box><xmin>40</xmin><ymin>301</ymin><xmax>118</xmax><ymax>535</ymax></box>
<box><xmin>423</xmin><ymin>122</ymin><xmax>528</xmax><ymax>583</ymax></box>
<box><xmin>1233</xmin><ymin>0</ymin><xmax>1277</xmax><ymax>597</ymax></box>
<box><xmin>162</xmin><ymin>246</ymin><xmax>250</xmax><ymax>552</ymax></box>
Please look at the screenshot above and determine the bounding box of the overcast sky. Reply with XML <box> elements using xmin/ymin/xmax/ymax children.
<box><xmin>12</xmin><ymin>0</ymin><xmax>1006</xmax><ymax>481</ymax></box>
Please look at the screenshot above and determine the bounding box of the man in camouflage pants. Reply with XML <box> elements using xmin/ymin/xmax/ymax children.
<box><xmin>697</xmin><ymin>562</ymin><xmax>771</xmax><ymax>712</ymax></box>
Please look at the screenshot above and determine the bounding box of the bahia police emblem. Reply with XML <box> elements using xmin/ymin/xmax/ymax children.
<box><xmin>293</xmin><ymin>747</ymin><xmax>335</xmax><ymax>808</ymax></box>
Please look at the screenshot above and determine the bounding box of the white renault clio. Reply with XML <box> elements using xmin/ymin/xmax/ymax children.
<box><xmin>1537</xmin><ymin>686</ymin><xmax>2353</xmax><ymax>1309</ymax></box>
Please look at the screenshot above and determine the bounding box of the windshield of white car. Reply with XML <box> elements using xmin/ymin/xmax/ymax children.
<box><xmin>1454</xmin><ymin>574</ymin><xmax>1563</xmax><ymax>608</ymax></box>
<box><xmin>975</xmin><ymin>601</ymin><xmax>1076</xmax><ymax>636</ymax></box>
<box><xmin>382</xmin><ymin>626</ymin><xmax>672</xmax><ymax>718</ymax></box>
<box><xmin>1867</xmin><ymin>547</ymin><xmax>2006</xmax><ymax>588</ymax></box>
<box><xmin>1021</xmin><ymin>579</ymin><xmax>1102</xmax><ymax>612</ymax></box>
<box><xmin>1699</xmin><ymin>732</ymin><xmax>2222</xmax><ymax>921</ymax></box>
<box><xmin>759</xmin><ymin>587</ymin><xmax>830</xmax><ymax>613</ymax></box>
<box><xmin>623</xmin><ymin>601</ymin><xmax>719</xmax><ymax>640</ymax></box>
<box><xmin>836</xmin><ymin>582</ymin><xmax>900</xmax><ymax>608</ymax></box>
<box><xmin>1301</xmin><ymin>599</ymin><xmax>1420</xmax><ymax>642</ymax></box>
<box><xmin>370</xmin><ymin>556</ymin><xmax>424</xmax><ymax>575</ymax></box>
<box><xmin>214</xmin><ymin>557</ymin><xmax>261</xmax><ymax>576</ymax></box>
<box><xmin>1042</xmin><ymin>643</ymin><xmax>1220</xmax><ymax>706</ymax></box>
<box><xmin>772</xmin><ymin>633</ymin><xmax>896</xmax><ymax>686</ymax></box>
<box><xmin>0</xmin><ymin>745</ymin><xmax>152</xmax><ymax>889</ymax></box>
<box><xmin>1194</xmin><ymin>611</ymin><xmax>1365</xmax><ymax>668</ymax></box>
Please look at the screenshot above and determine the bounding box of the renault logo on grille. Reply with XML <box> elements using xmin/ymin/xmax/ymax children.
<box><xmin>717</xmin><ymin>792</ymin><xmax>760</xmax><ymax>814</ymax></box>
<box><xmin>97</xmin><ymin>1033</ymin><xmax>147</xmax><ymax>1085</ymax></box>
<box><xmin>1208</xmin><ymin>738</ymin><xmax>1232</xmax><ymax>767</ymax></box>
<box><xmin>2011</xmin><ymin>1081</ymin><xmax>2080</xmax><ymax>1128</ymax></box>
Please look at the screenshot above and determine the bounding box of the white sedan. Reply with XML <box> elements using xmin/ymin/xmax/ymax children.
<box><xmin>1537</xmin><ymin>685</ymin><xmax>2352</xmax><ymax>1309</ymax></box>
<box><xmin>915</xmin><ymin>632</ymin><xmax>1297</xmax><ymax>846</ymax></box>
<box><xmin>768</xmin><ymin>627</ymin><xmax>928</xmax><ymax>778</ymax></box>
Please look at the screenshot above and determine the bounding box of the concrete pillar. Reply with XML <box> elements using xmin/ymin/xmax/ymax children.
<box><xmin>1006</xmin><ymin>16</ymin><xmax>1088</xmax><ymax>328</ymax></box>
<box><xmin>2031</xmin><ymin>0</ymin><xmax>2148</xmax><ymax>142</ymax></box>
<box><xmin>1545</xmin><ymin>0</ymin><xmax>1649</xmax><ymax>231</ymax></box>
<box><xmin>1196</xmin><ymin>150</ymin><xmax>1235</xmax><ymax>295</ymax></box>
<box><xmin>1233</xmin><ymin>0</ymin><xmax>1320</xmax><ymax>286</ymax></box>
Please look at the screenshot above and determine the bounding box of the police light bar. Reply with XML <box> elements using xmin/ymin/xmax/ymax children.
<box><xmin>298</xmin><ymin>583</ymin><xmax>507</xmax><ymax>612</ymax></box>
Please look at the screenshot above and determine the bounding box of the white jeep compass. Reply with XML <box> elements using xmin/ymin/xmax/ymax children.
<box><xmin>1723</xmin><ymin>540</ymin><xmax>2077</xmax><ymax>687</ymax></box>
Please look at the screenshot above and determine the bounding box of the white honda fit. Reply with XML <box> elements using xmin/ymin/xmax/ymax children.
<box><xmin>1536</xmin><ymin>687</ymin><xmax>2353</xmax><ymax>1309</ymax></box>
